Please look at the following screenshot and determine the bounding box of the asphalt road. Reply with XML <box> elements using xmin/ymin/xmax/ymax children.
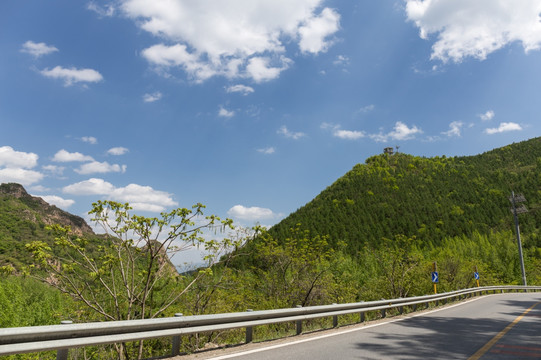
<box><xmin>183</xmin><ymin>292</ymin><xmax>541</xmax><ymax>360</ymax></box>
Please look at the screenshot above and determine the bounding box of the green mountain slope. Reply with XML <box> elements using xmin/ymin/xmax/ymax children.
<box><xmin>0</xmin><ymin>183</ymin><xmax>94</xmax><ymax>268</ymax></box>
<box><xmin>268</xmin><ymin>137</ymin><xmax>541</xmax><ymax>255</ymax></box>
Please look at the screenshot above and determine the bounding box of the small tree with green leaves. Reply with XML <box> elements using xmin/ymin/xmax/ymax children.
<box><xmin>26</xmin><ymin>200</ymin><xmax>239</xmax><ymax>359</ymax></box>
<box><xmin>252</xmin><ymin>225</ymin><xmax>338</xmax><ymax>308</ymax></box>
<box><xmin>369</xmin><ymin>234</ymin><xmax>425</xmax><ymax>299</ymax></box>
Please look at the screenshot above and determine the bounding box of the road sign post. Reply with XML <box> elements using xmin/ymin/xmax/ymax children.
<box><xmin>432</xmin><ymin>262</ymin><xmax>438</xmax><ymax>294</ymax></box>
<box><xmin>474</xmin><ymin>266</ymin><xmax>480</xmax><ymax>287</ymax></box>
<box><xmin>509</xmin><ymin>192</ymin><xmax>527</xmax><ymax>286</ymax></box>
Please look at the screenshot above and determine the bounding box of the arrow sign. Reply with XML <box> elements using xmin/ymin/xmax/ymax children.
<box><xmin>474</xmin><ymin>272</ymin><xmax>480</xmax><ymax>280</ymax></box>
<box><xmin>431</xmin><ymin>271</ymin><xmax>439</xmax><ymax>283</ymax></box>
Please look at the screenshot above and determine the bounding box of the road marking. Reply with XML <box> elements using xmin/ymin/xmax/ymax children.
<box><xmin>490</xmin><ymin>344</ymin><xmax>541</xmax><ymax>357</ymax></box>
<box><xmin>207</xmin><ymin>297</ymin><xmax>484</xmax><ymax>360</ymax></box>
<box><xmin>468</xmin><ymin>301</ymin><xmax>541</xmax><ymax>360</ymax></box>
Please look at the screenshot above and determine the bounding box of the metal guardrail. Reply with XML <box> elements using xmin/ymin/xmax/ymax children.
<box><xmin>1</xmin><ymin>286</ymin><xmax>540</xmax><ymax>358</ymax></box>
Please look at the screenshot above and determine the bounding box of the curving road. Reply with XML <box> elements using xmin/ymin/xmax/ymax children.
<box><xmin>184</xmin><ymin>293</ymin><xmax>541</xmax><ymax>360</ymax></box>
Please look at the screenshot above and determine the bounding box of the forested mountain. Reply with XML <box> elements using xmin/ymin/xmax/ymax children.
<box><xmin>268</xmin><ymin>137</ymin><xmax>541</xmax><ymax>255</ymax></box>
<box><xmin>0</xmin><ymin>183</ymin><xmax>93</xmax><ymax>268</ymax></box>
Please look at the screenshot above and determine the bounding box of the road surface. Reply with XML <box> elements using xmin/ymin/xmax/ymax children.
<box><xmin>178</xmin><ymin>292</ymin><xmax>541</xmax><ymax>359</ymax></box>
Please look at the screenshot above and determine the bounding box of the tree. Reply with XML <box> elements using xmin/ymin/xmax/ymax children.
<box><xmin>370</xmin><ymin>234</ymin><xmax>425</xmax><ymax>299</ymax></box>
<box><xmin>26</xmin><ymin>200</ymin><xmax>239</xmax><ymax>359</ymax></box>
<box><xmin>252</xmin><ymin>225</ymin><xmax>338</xmax><ymax>307</ymax></box>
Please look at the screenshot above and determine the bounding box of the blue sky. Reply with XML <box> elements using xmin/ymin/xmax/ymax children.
<box><xmin>1</xmin><ymin>0</ymin><xmax>541</xmax><ymax>262</ymax></box>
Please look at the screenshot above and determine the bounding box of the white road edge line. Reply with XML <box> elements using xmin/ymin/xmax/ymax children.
<box><xmin>207</xmin><ymin>297</ymin><xmax>484</xmax><ymax>359</ymax></box>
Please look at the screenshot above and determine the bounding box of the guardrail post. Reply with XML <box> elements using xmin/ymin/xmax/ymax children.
<box><xmin>296</xmin><ymin>305</ymin><xmax>303</xmax><ymax>335</ymax></box>
<box><xmin>412</xmin><ymin>304</ymin><xmax>417</xmax><ymax>312</ymax></box>
<box><xmin>380</xmin><ymin>308</ymin><xmax>386</xmax><ymax>318</ymax></box>
<box><xmin>172</xmin><ymin>313</ymin><xmax>183</xmax><ymax>356</ymax></box>
<box><xmin>332</xmin><ymin>304</ymin><xmax>338</xmax><ymax>328</ymax></box>
<box><xmin>398</xmin><ymin>306</ymin><xmax>403</xmax><ymax>315</ymax></box>
<box><xmin>245</xmin><ymin>309</ymin><xmax>254</xmax><ymax>343</ymax></box>
<box><xmin>360</xmin><ymin>312</ymin><xmax>365</xmax><ymax>323</ymax></box>
<box><xmin>56</xmin><ymin>320</ymin><xmax>73</xmax><ymax>360</ymax></box>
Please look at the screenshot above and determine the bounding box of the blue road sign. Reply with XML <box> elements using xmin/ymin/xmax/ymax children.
<box><xmin>474</xmin><ymin>272</ymin><xmax>480</xmax><ymax>280</ymax></box>
<box><xmin>432</xmin><ymin>271</ymin><xmax>439</xmax><ymax>283</ymax></box>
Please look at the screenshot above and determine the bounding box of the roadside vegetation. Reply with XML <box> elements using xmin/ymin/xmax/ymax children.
<box><xmin>2</xmin><ymin>137</ymin><xmax>541</xmax><ymax>359</ymax></box>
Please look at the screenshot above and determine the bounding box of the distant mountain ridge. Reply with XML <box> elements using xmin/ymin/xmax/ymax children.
<box><xmin>0</xmin><ymin>183</ymin><xmax>94</xmax><ymax>268</ymax></box>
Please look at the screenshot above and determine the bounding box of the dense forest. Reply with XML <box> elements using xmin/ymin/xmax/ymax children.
<box><xmin>1</xmin><ymin>137</ymin><xmax>541</xmax><ymax>359</ymax></box>
<box><xmin>268</xmin><ymin>137</ymin><xmax>541</xmax><ymax>253</ymax></box>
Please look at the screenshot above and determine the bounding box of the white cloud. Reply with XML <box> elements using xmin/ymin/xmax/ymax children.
<box><xmin>63</xmin><ymin>178</ymin><xmax>115</xmax><ymax>195</ymax></box>
<box><xmin>406</xmin><ymin>0</ymin><xmax>541</xmax><ymax>62</ymax></box>
<box><xmin>442</xmin><ymin>121</ymin><xmax>464</xmax><ymax>137</ymax></box>
<box><xmin>107</xmin><ymin>147</ymin><xmax>129</xmax><ymax>156</ymax></box>
<box><xmin>334</xmin><ymin>129</ymin><xmax>365</xmax><ymax>140</ymax></box>
<box><xmin>129</xmin><ymin>203</ymin><xmax>168</xmax><ymax>212</ymax></box>
<box><xmin>63</xmin><ymin>178</ymin><xmax>177</xmax><ymax>213</ymax></box>
<box><xmin>143</xmin><ymin>92</ymin><xmax>162</xmax><ymax>102</ymax></box>
<box><xmin>141</xmin><ymin>44</ymin><xmax>217</xmax><ymax>82</ymax></box>
<box><xmin>218</xmin><ymin>107</ymin><xmax>235</xmax><ymax>118</ymax></box>
<box><xmin>257</xmin><ymin>147</ymin><xmax>276</xmax><ymax>154</ymax></box>
<box><xmin>0</xmin><ymin>146</ymin><xmax>38</xmax><ymax>168</ymax></box>
<box><xmin>0</xmin><ymin>147</ymin><xmax>43</xmax><ymax>186</ymax></box>
<box><xmin>21</xmin><ymin>41</ymin><xmax>59</xmax><ymax>58</ymax></box>
<box><xmin>484</xmin><ymin>122</ymin><xmax>522</xmax><ymax>134</ymax></box>
<box><xmin>358</xmin><ymin>104</ymin><xmax>375</xmax><ymax>113</ymax></box>
<box><xmin>479</xmin><ymin>110</ymin><xmax>495</xmax><ymax>121</ymax></box>
<box><xmin>82</xmin><ymin>136</ymin><xmax>98</xmax><ymax>144</ymax></box>
<box><xmin>111</xmin><ymin>184</ymin><xmax>177</xmax><ymax>208</ymax></box>
<box><xmin>278</xmin><ymin>125</ymin><xmax>306</xmax><ymax>140</ymax></box>
<box><xmin>122</xmin><ymin>0</ymin><xmax>340</xmax><ymax>82</ymax></box>
<box><xmin>370</xmin><ymin>122</ymin><xmax>423</xmax><ymax>142</ymax></box>
<box><xmin>75</xmin><ymin>161</ymin><xmax>127</xmax><ymax>175</ymax></box>
<box><xmin>40</xmin><ymin>66</ymin><xmax>103</xmax><ymax>86</ymax></box>
<box><xmin>227</xmin><ymin>205</ymin><xmax>276</xmax><ymax>221</ymax></box>
<box><xmin>42</xmin><ymin>164</ymin><xmax>65</xmax><ymax>176</ymax></box>
<box><xmin>226</xmin><ymin>84</ymin><xmax>255</xmax><ymax>95</ymax></box>
<box><xmin>333</xmin><ymin>55</ymin><xmax>349</xmax><ymax>66</ymax></box>
<box><xmin>0</xmin><ymin>168</ymin><xmax>43</xmax><ymax>186</ymax></box>
<box><xmin>321</xmin><ymin>123</ymin><xmax>365</xmax><ymax>140</ymax></box>
<box><xmin>87</xmin><ymin>1</ymin><xmax>115</xmax><ymax>17</ymax></box>
<box><xmin>0</xmin><ymin>168</ymin><xmax>44</xmax><ymax>186</ymax></box>
<box><xmin>52</xmin><ymin>149</ymin><xmax>94</xmax><ymax>162</ymax></box>
<box><xmin>245</xmin><ymin>56</ymin><xmax>292</xmax><ymax>83</ymax></box>
<box><xmin>298</xmin><ymin>7</ymin><xmax>340</xmax><ymax>54</ymax></box>
<box><xmin>39</xmin><ymin>195</ymin><xmax>75</xmax><ymax>209</ymax></box>
<box><xmin>388</xmin><ymin>122</ymin><xmax>423</xmax><ymax>140</ymax></box>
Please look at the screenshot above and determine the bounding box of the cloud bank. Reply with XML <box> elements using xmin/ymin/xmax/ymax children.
<box><xmin>406</xmin><ymin>0</ymin><xmax>541</xmax><ymax>62</ymax></box>
<box><xmin>121</xmin><ymin>0</ymin><xmax>340</xmax><ymax>82</ymax></box>
<box><xmin>63</xmin><ymin>178</ymin><xmax>177</xmax><ymax>212</ymax></box>
<box><xmin>0</xmin><ymin>146</ymin><xmax>43</xmax><ymax>186</ymax></box>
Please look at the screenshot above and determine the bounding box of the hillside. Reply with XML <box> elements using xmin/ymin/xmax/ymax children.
<box><xmin>268</xmin><ymin>137</ymin><xmax>541</xmax><ymax>256</ymax></box>
<box><xmin>0</xmin><ymin>183</ymin><xmax>94</xmax><ymax>268</ymax></box>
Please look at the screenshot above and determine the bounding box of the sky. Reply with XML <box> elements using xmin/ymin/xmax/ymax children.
<box><xmin>1</xmin><ymin>0</ymin><xmax>541</xmax><ymax>263</ymax></box>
